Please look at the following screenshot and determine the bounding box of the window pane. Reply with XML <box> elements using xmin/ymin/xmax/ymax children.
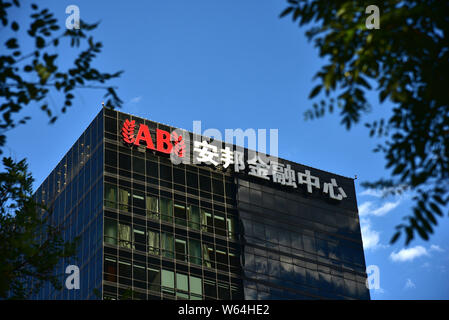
<box><xmin>190</xmin><ymin>276</ymin><xmax>202</xmax><ymax>296</ymax></box>
<box><xmin>119</xmin><ymin>260</ymin><xmax>131</xmax><ymax>278</ymax></box>
<box><xmin>104</xmin><ymin>257</ymin><xmax>117</xmax><ymax>282</ymax></box>
<box><xmin>188</xmin><ymin>205</ymin><xmax>200</xmax><ymax>230</ymax></box>
<box><xmin>161</xmin><ymin>232</ymin><xmax>174</xmax><ymax>259</ymax></box>
<box><xmin>175</xmin><ymin>239</ymin><xmax>187</xmax><ymax>262</ymax></box>
<box><xmin>118</xmin><ymin>187</ymin><xmax>130</xmax><ymax>211</ymax></box>
<box><xmin>227</xmin><ymin>217</ymin><xmax>236</xmax><ymax>240</ymax></box>
<box><xmin>174</xmin><ymin>204</ymin><xmax>186</xmax><ymax>226</ymax></box>
<box><xmin>214</xmin><ymin>213</ymin><xmax>226</xmax><ymax>237</ymax></box>
<box><xmin>148</xmin><ymin>268</ymin><xmax>160</xmax><ymax>292</ymax></box>
<box><xmin>201</xmin><ymin>210</ymin><xmax>213</xmax><ymax>233</ymax></box>
<box><xmin>132</xmin><ymin>191</ymin><xmax>145</xmax><ymax>209</ymax></box>
<box><xmin>176</xmin><ymin>273</ymin><xmax>188</xmax><ymax>292</ymax></box>
<box><xmin>146</xmin><ymin>195</ymin><xmax>159</xmax><ymax>214</ymax></box>
<box><xmin>160</xmin><ymin>164</ymin><xmax>172</xmax><ymax>181</ymax></box>
<box><xmin>104</xmin><ymin>183</ymin><xmax>117</xmax><ymax>208</ymax></box>
<box><xmin>202</xmin><ymin>244</ymin><xmax>214</xmax><ymax>268</ymax></box>
<box><xmin>148</xmin><ymin>230</ymin><xmax>160</xmax><ymax>255</ymax></box>
<box><xmin>160</xmin><ymin>198</ymin><xmax>173</xmax><ymax>222</ymax></box>
<box><xmin>104</xmin><ymin>219</ymin><xmax>117</xmax><ymax>245</ymax></box>
<box><xmin>133</xmin><ymin>263</ymin><xmax>146</xmax><ymax>282</ymax></box>
<box><xmin>147</xmin><ymin>160</ymin><xmax>158</xmax><ymax>178</ymax></box>
<box><xmin>162</xmin><ymin>269</ymin><xmax>174</xmax><ymax>292</ymax></box>
<box><xmin>118</xmin><ymin>224</ymin><xmax>132</xmax><ymax>249</ymax></box>
<box><xmin>204</xmin><ymin>279</ymin><xmax>216</xmax><ymax>299</ymax></box>
<box><xmin>133</xmin><ymin>157</ymin><xmax>145</xmax><ymax>175</ymax></box>
<box><xmin>189</xmin><ymin>239</ymin><xmax>201</xmax><ymax>265</ymax></box>
<box><xmin>134</xmin><ymin>226</ymin><xmax>146</xmax><ymax>252</ymax></box>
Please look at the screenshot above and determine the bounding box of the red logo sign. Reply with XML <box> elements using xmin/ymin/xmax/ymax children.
<box><xmin>121</xmin><ymin>119</ymin><xmax>185</xmax><ymax>157</ymax></box>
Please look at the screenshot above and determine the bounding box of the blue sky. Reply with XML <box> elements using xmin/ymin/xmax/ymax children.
<box><xmin>4</xmin><ymin>0</ymin><xmax>448</xmax><ymax>299</ymax></box>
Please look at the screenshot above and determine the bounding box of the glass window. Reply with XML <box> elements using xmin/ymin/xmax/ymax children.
<box><xmin>214</xmin><ymin>213</ymin><xmax>226</xmax><ymax>237</ymax></box>
<box><xmin>146</xmin><ymin>195</ymin><xmax>159</xmax><ymax>212</ymax></box>
<box><xmin>161</xmin><ymin>232</ymin><xmax>174</xmax><ymax>259</ymax></box>
<box><xmin>104</xmin><ymin>183</ymin><xmax>117</xmax><ymax>208</ymax></box>
<box><xmin>160</xmin><ymin>198</ymin><xmax>173</xmax><ymax>223</ymax></box>
<box><xmin>133</xmin><ymin>157</ymin><xmax>145</xmax><ymax>175</ymax></box>
<box><xmin>176</xmin><ymin>273</ymin><xmax>188</xmax><ymax>292</ymax></box>
<box><xmin>189</xmin><ymin>276</ymin><xmax>202</xmax><ymax>296</ymax></box>
<box><xmin>161</xmin><ymin>269</ymin><xmax>175</xmax><ymax>294</ymax></box>
<box><xmin>147</xmin><ymin>160</ymin><xmax>158</xmax><ymax>178</ymax></box>
<box><xmin>202</xmin><ymin>244</ymin><xmax>214</xmax><ymax>268</ymax></box>
<box><xmin>176</xmin><ymin>292</ymin><xmax>189</xmax><ymax>299</ymax></box>
<box><xmin>132</xmin><ymin>191</ymin><xmax>145</xmax><ymax>209</ymax></box>
<box><xmin>303</xmin><ymin>235</ymin><xmax>316</xmax><ymax>253</ymax></box>
<box><xmin>119</xmin><ymin>153</ymin><xmax>131</xmax><ymax>171</ymax></box>
<box><xmin>204</xmin><ymin>279</ymin><xmax>216</xmax><ymax>299</ymax></box>
<box><xmin>133</xmin><ymin>263</ymin><xmax>146</xmax><ymax>282</ymax></box>
<box><xmin>118</xmin><ymin>223</ymin><xmax>132</xmax><ymax>249</ymax></box>
<box><xmin>105</xmin><ymin>149</ymin><xmax>117</xmax><ymax>167</ymax></box>
<box><xmin>175</xmin><ymin>238</ymin><xmax>187</xmax><ymax>262</ymax></box>
<box><xmin>216</xmin><ymin>249</ymin><xmax>228</xmax><ymax>271</ymax></box>
<box><xmin>188</xmin><ymin>205</ymin><xmax>200</xmax><ymax>230</ymax></box>
<box><xmin>160</xmin><ymin>164</ymin><xmax>172</xmax><ymax>181</ymax></box>
<box><xmin>174</xmin><ymin>204</ymin><xmax>186</xmax><ymax>226</ymax></box>
<box><xmin>148</xmin><ymin>230</ymin><xmax>160</xmax><ymax>255</ymax></box>
<box><xmin>189</xmin><ymin>239</ymin><xmax>201</xmax><ymax>265</ymax></box>
<box><xmin>186</xmin><ymin>171</ymin><xmax>198</xmax><ymax>188</ymax></box>
<box><xmin>133</xmin><ymin>226</ymin><xmax>146</xmax><ymax>252</ymax></box>
<box><xmin>118</xmin><ymin>187</ymin><xmax>131</xmax><ymax>211</ymax></box>
<box><xmin>104</xmin><ymin>257</ymin><xmax>117</xmax><ymax>282</ymax></box>
<box><xmin>212</xmin><ymin>178</ymin><xmax>224</xmax><ymax>195</ymax></box>
<box><xmin>218</xmin><ymin>283</ymin><xmax>230</xmax><ymax>300</ymax></box>
<box><xmin>227</xmin><ymin>217</ymin><xmax>235</xmax><ymax>240</ymax></box>
<box><xmin>148</xmin><ymin>268</ymin><xmax>160</xmax><ymax>292</ymax></box>
<box><xmin>199</xmin><ymin>175</ymin><xmax>211</xmax><ymax>192</ymax></box>
<box><xmin>201</xmin><ymin>210</ymin><xmax>213</xmax><ymax>233</ymax></box>
<box><xmin>173</xmin><ymin>168</ymin><xmax>185</xmax><ymax>185</ymax></box>
<box><xmin>118</xmin><ymin>260</ymin><xmax>131</xmax><ymax>278</ymax></box>
<box><xmin>105</xmin><ymin>116</ymin><xmax>116</xmax><ymax>133</ymax></box>
<box><xmin>104</xmin><ymin>218</ymin><xmax>117</xmax><ymax>245</ymax></box>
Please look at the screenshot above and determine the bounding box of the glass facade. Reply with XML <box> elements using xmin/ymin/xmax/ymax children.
<box><xmin>31</xmin><ymin>108</ymin><xmax>369</xmax><ymax>300</ymax></box>
<box><xmin>238</xmin><ymin>171</ymin><xmax>369</xmax><ymax>299</ymax></box>
<box><xmin>31</xmin><ymin>111</ymin><xmax>104</xmax><ymax>299</ymax></box>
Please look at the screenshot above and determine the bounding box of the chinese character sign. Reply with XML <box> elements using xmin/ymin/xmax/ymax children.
<box><xmin>192</xmin><ymin>140</ymin><xmax>347</xmax><ymax>202</ymax></box>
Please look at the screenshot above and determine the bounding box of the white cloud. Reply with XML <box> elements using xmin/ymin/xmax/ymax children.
<box><xmin>129</xmin><ymin>96</ymin><xmax>142</xmax><ymax>104</ymax></box>
<box><xmin>390</xmin><ymin>246</ymin><xmax>429</xmax><ymax>262</ymax></box>
<box><xmin>358</xmin><ymin>202</ymin><xmax>373</xmax><ymax>216</ymax></box>
<box><xmin>361</xmin><ymin>218</ymin><xmax>382</xmax><ymax>251</ymax></box>
<box><xmin>371</xmin><ymin>201</ymin><xmax>401</xmax><ymax>216</ymax></box>
<box><xmin>358</xmin><ymin>200</ymin><xmax>400</xmax><ymax>217</ymax></box>
<box><xmin>360</xmin><ymin>189</ymin><xmax>383</xmax><ymax>197</ymax></box>
<box><xmin>430</xmin><ymin>244</ymin><xmax>444</xmax><ymax>252</ymax></box>
<box><xmin>404</xmin><ymin>278</ymin><xmax>416</xmax><ymax>289</ymax></box>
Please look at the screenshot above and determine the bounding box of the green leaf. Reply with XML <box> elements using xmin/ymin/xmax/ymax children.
<box><xmin>429</xmin><ymin>202</ymin><xmax>443</xmax><ymax>217</ymax></box>
<box><xmin>309</xmin><ymin>85</ymin><xmax>322</xmax><ymax>99</ymax></box>
<box><xmin>11</xmin><ymin>21</ymin><xmax>19</xmax><ymax>31</ymax></box>
<box><xmin>390</xmin><ymin>231</ymin><xmax>401</xmax><ymax>244</ymax></box>
<box><xmin>36</xmin><ymin>36</ymin><xmax>45</xmax><ymax>48</ymax></box>
<box><xmin>5</xmin><ymin>38</ymin><xmax>18</xmax><ymax>49</ymax></box>
<box><xmin>279</xmin><ymin>7</ymin><xmax>293</xmax><ymax>18</ymax></box>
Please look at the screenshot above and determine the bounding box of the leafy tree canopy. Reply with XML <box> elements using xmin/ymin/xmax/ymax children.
<box><xmin>280</xmin><ymin>0</ymin><xmax>449</xmax><ymax>245</ymax></box>
<box><xmin>0</xmin><ymin>0</ymin><xmax>123</xmax><ymax>298</ymax></box>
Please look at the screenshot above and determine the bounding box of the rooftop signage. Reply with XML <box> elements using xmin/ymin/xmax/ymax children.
<box><xmin>121</xmin><ymin>119</ymin><xmax>185</xmax><ymax>157</ymax></box>
<box><xmin>121</xmin><ymin>119</ymin><xmax>348</xmax><ymax>201</ymax></box>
